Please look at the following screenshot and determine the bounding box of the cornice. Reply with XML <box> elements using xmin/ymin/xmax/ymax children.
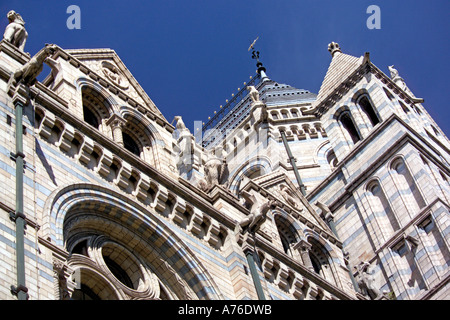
<box><xmin>0</xmin><ymin>40</ymin><xmax>30</xmax><ymax>64</ymax></box>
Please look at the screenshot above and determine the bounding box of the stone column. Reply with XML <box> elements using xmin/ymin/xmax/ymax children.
<box><xmin>294</xmin><ymin>240</ymin><xmax>314</xmax><ymax>272</ymax></box>
<box><xmin>106</xmin><ymin>114</ymin><xmax>126</xmax><ymax>147</ymax></box>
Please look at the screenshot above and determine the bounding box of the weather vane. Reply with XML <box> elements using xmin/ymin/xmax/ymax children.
<box><xmin>248</xmin><ymin>36</ymin><xmax>260</xmax><ymax>62</ymax></box>
<box><xmin>248</xmin><ymin>36</ymin><xmax>266</xmax><ymax>77</ymax></box>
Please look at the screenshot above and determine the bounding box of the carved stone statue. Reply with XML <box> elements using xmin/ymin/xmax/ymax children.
<box><xmin>3</xmin><ymin>10</ymin><xmax>28</xmax><ymax>52</ymax></box>
<box><xmin>388</xmin><ymin>65</ymin><xmax>399</xmax><ymax>80</ymax></box>
<box><xmin>248</xmin><ymin>86</ymin><xmax>260</xmax><ymax>103</ymax></box>
<box><xmin>356</xmin><ymin>261</ymin><xmax>383</xmax><ymax>300</ymax></box>
<box><xmin>235</xmin><ymin>190</ymin><xmax>277</xmax><ymax>234</ymax></box>
<box><xmin>280</xmin><ymin>184</ymin><xmax>300</xmax><ymax>209</ymax></box>
<box><xmin>197</xmin><ymin>149</ymin><xmax>228</xmax><ymax>192</ymax></box>
<box><xmin>174</xmin><ymin>116</ymin><xmax>187</xmax><ymax>132</ymax></box>
<box><xmin>8</xmin><ymin>43</ymin><xmax>57</xmax><ymax>88</ymax></box>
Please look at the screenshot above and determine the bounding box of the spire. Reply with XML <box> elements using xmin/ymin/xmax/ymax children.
<box><xmin>314</xmin><ymin>42</ymin><xmax>364</xmax><ymax>107</ymax></box>
<box><xmin>249</xmin><ymin>37</ymin><xmax>270</xmax><ymax>82</ymax></box>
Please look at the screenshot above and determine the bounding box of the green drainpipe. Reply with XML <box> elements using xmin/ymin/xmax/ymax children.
<box><xmin>245</xmin><ymin>249</ymin><xmax>266</xmax><ymax>300</ymax></box>
<box><xmin>10</xmin><ymin>91</ymin><xmax>28</xmax><ymax>300</ymax></box>
<box><xmin>280</xmin><ymin>130</ymin><xmax>306</xmax><ymax>196</ymax></box>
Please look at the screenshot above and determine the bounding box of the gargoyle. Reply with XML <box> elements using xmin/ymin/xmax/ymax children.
<box><xmin>356</xmin><ymin>261</ymin><xmax>384</xmax><ymax>300</ymax></box>
<box><xmin>8</xmin><ymin>43</ymin><xmax>57</xmax><ymax>88</ymax></box>
<box><xmin>235</xmin><ymin>190</ymin><xmax>277</xmax><ymax>234</ymax></box>
<box><xmin>197</xmin><ymin>149</ymin><xmax>228</xmax><ymax>192</ymax></box>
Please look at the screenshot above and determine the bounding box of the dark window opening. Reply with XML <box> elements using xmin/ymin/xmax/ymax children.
<box><xmin>122</xmin><ymin>132</ymin><xmax>141</xmax><ymax>156</ymax></box>
<box><xmin>310</xmin><ymin>254</ymin><xmax>322</xmax><ymax>274</ymax></box>
<box><xmin>72</xmin><ymin>284</ymin><xmax>101</xmax><ymax>300</ymax></box>
<box><xmin>72</xmin><ymin>239</ymin><xmax>88</xmax><ymax>257</ymax></box>
<box><xmin>359</xmin><ymin>96</ymin><xmax>380</xmax><ymax>126</ymax></box>
<box><xmin>340</xmin><ymin>113</ymin><xmax>361</xmax><ymax>144</ymax></box>
<box><xmin>103</xmin><ymin>255</ymin><xmax>134</xmax><ymax>289</ymax></box>
<box><xmin>83</xmin><ymin>105</ymin><xmax>100</xmax><ymax>129</ymax></box>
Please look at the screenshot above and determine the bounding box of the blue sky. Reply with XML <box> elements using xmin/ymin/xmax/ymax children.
<box><xmin>1</xmin><ymin>1</ymin><xmax>449</xmax><ymax>135</ymax></box>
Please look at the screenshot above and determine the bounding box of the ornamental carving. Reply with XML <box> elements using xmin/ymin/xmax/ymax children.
<box><xmin>101</xmin><ymin>61</ymin><xmax>129</xmax><ymax>90</ymax></box>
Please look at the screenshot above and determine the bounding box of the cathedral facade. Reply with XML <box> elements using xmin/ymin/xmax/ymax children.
<box><xmin>0</xmin><ymin>11</ymin><xmax>448</xmax><ymax>300</ymax></box>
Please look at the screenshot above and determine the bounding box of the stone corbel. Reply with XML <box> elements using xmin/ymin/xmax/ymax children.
<box><xmin>296</xmin><ymin>128</ymin><xmax>306</xmax><ymax>140</ymax></box>
<box><xmin>135</xmin><ymin>175</ymin><xmax>152</xmax><ymax>202</ymax></box>
<box><xmin>77</xmin><ymin>135</ymin><xmax>94</xmax><ymax>165</ymax></box>
<box><xmin>309</xmin><ymin>126</ymin><xmax>318</xmax><ymax>138</ymax></box>
<box><xmin>262</xmin><ymin>255</ymin><xmax>274</xmax><ymax>280</ymax></box>
<box><xmin>307</xmin><ymin>282</ymin><xmax>320</xmax><ymax>300</ymax></box>
<box><xmin>96</xmin><ymin>148</ymin><xmax>114</xmax><ymax>177</ymax></box>
<box><xmin>205</xmin><ymin>219</ymin><xmax>221</xmax><ymax>248</ymax></box>
<box><xmin>171</xmin><ymin>198</ymin><xmax>187</xmax><ymax>225</ymax></box>
<box><xmin>10</xmin><ymin>83</ymin><xmax>29</xmax><ymax>105</ymax></box>
<box><xmin>153</xmin><ymin>185</ymin><xmax>169</xmax><ymax>213</ymax></box>
<box><xmin>38</xmin><ymin>112</ymin><xmax>56</xmax><ymax>140</ymax></box>
<box><xmin>130</xmin><ymin>171</ymin><xmax>142</xmax><ymax>196</ymax></box>
<box><xmin>292</xmin><ymin>276</ymin><xmax>306</xmax><ymax>300</ymax></box>
<box><xmin>188</xmin><ymin>208</ymin><xmax>204</xmax><ymax>236</ymax></box>
<box><xmin>276</xmin><ymin>264</ymin><xmax>290</xmax><ymax>290</ymax></box>
<box><xmin>114</xmin><ymin>161</ymin><xmax>132</xmax><ymax>189</ymax></box>
<box><xmin>57</xmin><ymin>123</ymin><xmax>75</xmax><ymax>152</ymax></box>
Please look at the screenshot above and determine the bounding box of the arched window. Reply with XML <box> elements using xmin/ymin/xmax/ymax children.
<box><xmin>367</xmin><ymin>180</ymin><xmax>399</xmax><ymax>241</ymax></box>
<box><xmin>81</xmin><ymin>87</ymin><xmax>112</xmax><ymax>131</ymax></box>
<box><xmin>418</xmin><ymin>216</ymin><xmax>450</xmax><ymax>279</ymax></box>
<box><xmin>307</xmin><ymin>238</ymin><xmax>337</xmax><ymax>285</ymax></box>
<box><xmin>391</xmin><ymin>239</ymin><xmax>427</xmax><ymax>298</ymax></box>
<box><xmin>67</xmin><ymin>234</ymin><xmax>175</xmax><ymax>300</ymax></box>
<box><xmin>339</xmin><ymin>112</ymin><xmax>361</xmax><ymax>144</ymax></box>
<box><xmin>103</xmin><ymin>255</ymin><xmax>134</xmax><ymax>289</ymax></box>
<box><xmin>358</xmin><ymin>95</ymin><xmax>380</xmax><ymax>127</ymax></box>
<box><xmin>274</xmin><ymin>215</ymin><xmax>299</xmax><ymax>257</ymax></box>
<box><xmin>391</xmin><ymin>158</ymin><xmax>426</xmax><ymax>216</ymax></box>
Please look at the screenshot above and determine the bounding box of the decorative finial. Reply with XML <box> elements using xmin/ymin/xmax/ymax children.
<box><xmin>328</xmin><ymin>42</ymin><xmax>342</xmax><ymax>57</ymax></box>
<box><xmin>249</xmin><ymin>37</ymin><xmax>269</xmax><ymax>81</ymax></box>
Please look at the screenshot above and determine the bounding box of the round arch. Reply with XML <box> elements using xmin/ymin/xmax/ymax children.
<box><xmin>43</xmin><ymin>183</ymin><xmax>222</xmax><ymax>300</ymax></box>
<box><xmin>273</xmin><ymin>210</ymin><xmax>302</xmax><ymax>257</ymax></box>
<box><xmin>76</xmin><ymin>77</ymin><xmax>119</xmax><ymax>114</ymax></box>
<box><xmin>119</xmin><ymin>105</ymin><xmax>165</xmax><ymax>146</ymax></box>
<box><xmin>229</xmin><ymin>156</ymin><xmax>273</xmax><ymax>195</ymax></box>
<box><xmin>303</xmin><ymin>229</ymin><xmax>341</xmax><ymax>286</ymax></box>
<box><xmin>120</xmin><ymin>106</ymin><xmax>166</xmax><ymax>168</ymax></box>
